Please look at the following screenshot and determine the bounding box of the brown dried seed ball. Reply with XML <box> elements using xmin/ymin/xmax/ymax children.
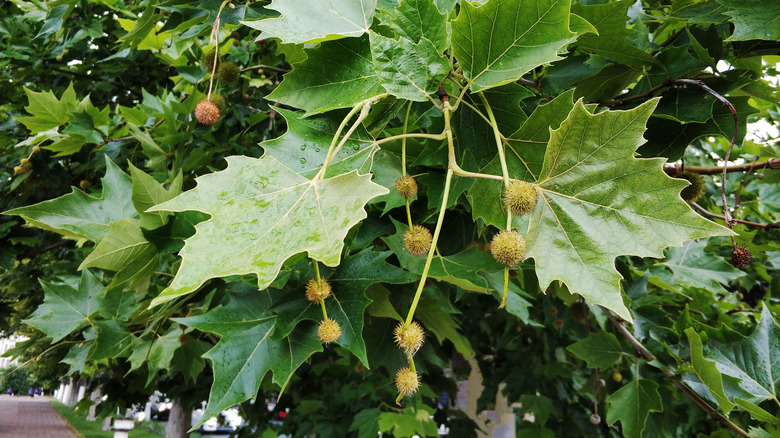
<box><xmin>731</xmin><ymin>245</ymin><xmax>752</xmax><ymax>268</ymax></box>
<box><xmin>394</xmin><ymin>321</ymin><xmax>425</xmax><ymax>354</ymax></box>
<box><xmin>395</xmin><ymin>367</ymin><xmax>420</xmax><ymax>397</ymax></box>
<box><xmin>317</xmin><ymin>319</ymin><xmax>342</xmax><ymax>344</ymax></box>
<box><xmin>305</xmin><ymin>278</ymin><xmax>332</xmax><ymax>302</ymax></box>
<box><xmin>194</xmin><ymin>100</ymin><xmax>221</xmax><ymax>125</ymax></box>
<box><xmin>503</xmin><ymin>179</ymin><xmax>537</xmax><ymax>216</ymax></box>
<box><xmin>217</xmin><ymin>61</ymin><xmax>241</xmax><ymax>84</ymax></box>
<box><xmin>677</xmin><ymin>172</ymin><xmax>706</xmax><ymax>203</ymax></box>
<box><xmin>395</xmin><ymin>175</ymin><xmax>418</xmax><ymax>198</ymax></box>
<box><xmin>403</xmin><ymin>225</ymin><xmax>432</xmax><ymax>256</ymax></box>
<box><xmin>490</xmin><ymin>230</ymin><xmax>526</xmax><ymax>266</ymax></box>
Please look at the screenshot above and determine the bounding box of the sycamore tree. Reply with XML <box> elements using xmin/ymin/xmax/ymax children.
<box><xmin>2</xmin><ymin>0</ymin><xmax>780</xmax><ymax>436</ymax></box>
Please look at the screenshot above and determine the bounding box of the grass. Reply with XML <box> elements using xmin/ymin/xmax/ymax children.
<box><xmin>50</xmin><ymin>400</ymin><xmax>165</xmax><ymax>438</ymax></box>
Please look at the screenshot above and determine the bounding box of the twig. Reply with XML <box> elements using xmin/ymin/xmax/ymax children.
<box><xmin>20</xmin><ymin>239</ymin><xmax>73</xmax><ymax>259</ymax></box>
<box><xmin>664</xmin><ymin>158</ymin><xmax>780</xmax><ymax>175</ymax></box>
<box><xmin>733</xmin><ymin>155</ymin><xmax>761</xmax><ymax>214</ymax></box>
<box><xmin>670</xmin><ymin>79</ymin><xmax>739</xmax><ymax>230</ymax></box>
<box><xmin>516</xmin><ymin>78</ymin><xmax>552</xmax><ymax>101</ymax></box>
<box><xmin>602</xmin><ymin>308</ymin><xmax>749</xmax><ymax>438</ymax></box>
<box><xmin>690</xmin><ymin>202</ymin><xmax>780</xmax><ymax>229</ymax></box>
<box><xmin>242</xmin><ymin>64</ymin><xmax>290</xmax><ymax>74</ymax></box>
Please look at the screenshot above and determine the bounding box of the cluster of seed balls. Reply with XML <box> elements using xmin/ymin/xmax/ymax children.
<box><xmin>305</xmin><ymin>278</ymin><xmax>342</xmax><ymax>344</ymax></box>
<box><xmin>491</xmin><ymin>179</ymin><xmax>537</xmax><ymax>266</ymax></box>
<box><xmin>13</xmin><ymin>146</ymin><xmax>40</xmax><ymax>175</ymax></box>
<box><xmin>193</xmin><ymin>49</ymin><xmax>242</xmax><ymax>126</ymax></box>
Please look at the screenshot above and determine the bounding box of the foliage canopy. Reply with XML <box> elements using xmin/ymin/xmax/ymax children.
<box><xmin>1</xmin><ymin>0</ymin><xmax>779</xmax><ymax>436</ymax></box>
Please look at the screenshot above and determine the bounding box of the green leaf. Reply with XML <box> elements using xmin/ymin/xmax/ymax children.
<box><xmin>385</xmin><ymin>219</ymin><xmax>504</xmax><ymax>293</ymax></box>
<box><xmin>660</xmin><ymin>239</ymin><xmax>745</xmax><ymax>292</ymax></box>
<box><xmin>4</xmin><ymin>156</ymin><xmax>136</xmax><ymax>243</ymax></box>
<box><xmin>78</xmin><ymin>218</ymin><xmax>159</xmax><ymax>289</ymax></box>
<box><xmin>266</xmin><ymin>35</ymin><xmax>385</xmax><ymax>115</ymax></box>
<box><xmin>96</xmin><ymin>286</ymin><xmax>140</xmax><ymax>322</ymax></box>
<box><xmin>416</xmin><ymin>293</ymin><xmax>473</xmax><ymax>357</ymax></box>
<box><xmin>271</xmin><ymin>249</ymin><xmax>417</xmax><ymax>367</ymax></box>
<box><xmin>380</xmin><ymin>0</ymin><xmax>448</xmax><ymax>52</ymax></box>
<box><xmin>241</xmin><ymin>0</ymin><xmax>376</xmax><ymax>44</ymax></box>
<box><xmin>15</xmin><ymin>83</ymin><xmax>78</xmax><ymax>133</ymax></box>
<box><xmin>129</xmin><ymin>163</ymin><xmax>182</xmax><ymax>230</ymax></box>
<box><xmin>452</xmin><ymin>0</ymin><xmax>577</xmax><ymax>92</ymax></box>
<box><xmin>733</xmin><ymin>399</ymin><xmax>780</xmax><ymax>425</ymax></box>
<box><xmin>717</xmin><ymin>0</ymin><xmax>780</xmax><ymax>41</ymax></box>
<box><xmin>90</xmin><ymin>319</ymin><xmax>135</xmax><ymax>360</ymax></box>
<box><xmin>25</xmin><ymin>270</ymin><xmax>101</xmax><ymax>343</ymax></box>
<box><xmin>175</xmin><ymin>288</ymin><xmax>322</xmax><ymax>425</ymax></box>
<box><xmin>260</xmin><ymin>108</ymin><xmax>377</xmax><ymax>179</ymax></box>
<box><xmin>370</xmin><ymin>34</ymin><xmax>449</xmax><ymax>101</ymax></box>
<box><xmin>571</xmin><ymin>1</ymin><xmax>662</xmax><ymax>67</ymax></box>
<box><xmin>606</xmin><ymin>379</ymin><xmax>663</xmax><ymax>438</ymax></box>
<box><xmin>526</xmin><ymin>100</ymin><xmax>732</xmax><ymax>320</ymax></box>
<box><xmin>699</xmin><ymin>307</ymin><xmax>780</xmax><ymax>406</ymax></box>
<box><xmin>149</xmin><ymin>155</ymin><xmax>388</xmax><ymax>306</ymax></box>
<box><xmin>566</xmin><ymin>331</ymin><xmax>623</xmax><ymax>369</ymax></box>
<box><xmin>685</xmin><ymin>328</ymin><xmax>736</xmax><ymax>413</ymax></box>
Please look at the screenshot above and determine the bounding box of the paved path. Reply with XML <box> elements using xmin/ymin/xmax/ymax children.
<box><xmin>0</xmin><ymin>396</ymin><xmax>76</xmax><ymax>437</ymax></box>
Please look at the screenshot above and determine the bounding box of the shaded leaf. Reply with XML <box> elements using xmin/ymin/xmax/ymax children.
<box><xmin>566</xmin><ymin>331</ymin><xmax>624</xmax><ymax>369</ymax></box>
<box><xmin>175</xmin><ymin>289</ymin><xmax>322</xmax><ymax>424</ymax></box>
<box><xmin>606</xmin><ymin>379</ymin><xmax>663</xmax><ymax>438</ymax></box>
<box><xmin>4</xmin><ymin>156</ymin><xmax>135</xmax><ymax>243</ymax></box>
<box><xmin>271</xmin><ymin>249</ymin><xmax>417</xmax><ymax>367</ymax></box>
<box><xmin>685</xmin><ymin>327</ymin><xmax>735</xmax><ymax>413</ymax></box>
<box><xmin>370</xmin><ymin>34</ymin><xmax>449</xmax><ymax>101</ymax></box>
<box><xmin>660</xmin><ymin>239</ymin><xmax>745</xmax><ymax>292</ymax></box>
<box><xmin>25</xmin><ymin>270</ymin><xmax>101</xmax><ymax>343</ymax></box>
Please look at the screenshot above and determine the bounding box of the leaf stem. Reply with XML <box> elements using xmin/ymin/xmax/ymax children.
<box><xmin>401</xmin><ymin>101</ymin><xmax>413</xmax><ymax>178</ymax></box>
<box><xmin>373</xmin><ymin>132</ymin><xmax>447</xmax><ymax>147</ymax></box>
<box><xmin>404</xmin><ymin>168</ymin><xmax>454</xmax><ymax>328</ymax></box>
<box><xmin>317</xmin><ymin>94</ymin><xmax>388</xmax><ymax>180</ymax></box>
<box><xmin>478</xmin><ymin>92</ymin><xmax>510</xmax><ymax>188</ymax></box>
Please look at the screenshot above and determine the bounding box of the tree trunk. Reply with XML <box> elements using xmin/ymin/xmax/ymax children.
<box><xmin>165</xmin><ymin>396</ymin><xmax>190</xmax><ymax>438</ymax></box>
<box><xmin>87</xmin><ymin>385</ymin><xmax>102</xmax><ymax>421</ymax></box>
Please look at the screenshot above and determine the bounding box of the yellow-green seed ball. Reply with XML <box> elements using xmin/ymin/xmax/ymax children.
<box><xmin>503</xmin><ymin>179</ymin><xmax>537</xmax><ymax>215</ymax></box>
<box><xmin>395</xmin><ymin>175</ymin><xmax>418</xmax><ymax>198</ymax></box>
<box><xmin>490</xmin><ymin>230</ymin><xmax>526</xmax><ymax>266</ymax></box>
<box><xmin>403</xmin><ymin>225</ymin><xmax>432</xmax><ymax>256</ymax></box>
<box><xmin>305</xmin><ymin>278</ymin><xmax>332</xmax><ymax>302</ymax></box>
<box><xmin>317</xmin><ymin>319</ymin><xmax>341</xmax><ymax>344</ymax></box>
<box><xmin>395</xmin><ymin>367</ymin><xmax>420</xmax><ymax>397</ymax></box>
<box><xmin>394</xmin><ymin>321</ymin><xmax>425</xmax><ymax>354</ymax></box>
<box><xmin>217</xmin><ymin>61</ymin><xmax>241</xmax><ymax>84</ymax></box>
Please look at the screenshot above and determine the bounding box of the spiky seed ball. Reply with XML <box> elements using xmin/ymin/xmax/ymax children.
<box><xmin>317</xmin><ymin>319</ymin><xmax>342</xmax><ymax>344</ymax></box>
<box><xmin>394</xmin><ymin>321</ymin><xmax>425</xmax><ymax>354</ymax></box>
<box><xmin>194</xmin><ymin>100</ymin><xmax>221</xmax><ymax>125</ymax></box>
<box><xmin>731</xmin><ymin>245</ymin><xmax>752</xmax><ymax>268</ymax></box>
<box><xmin>202</xmin><ymin>49</ymin><xmax>216</xmax><ymax>71</ymax></box>
<box><xmin>32</xmin><ymin>145</ymin><xmax>41</xmax><ymax>155</ymax></box>
<box><xmin>395</xmin><ymin>367</ymin><xmax>420</xmax><ymax>397</ymax></box>
<box><xmin>503</xmin><ymin>179</ymin><xmax>537</xmax><ymax>215</ymax></box>
<box><xmin>404</xmin><ymin>225</ymin><xmax>432</xmax><ymax>256</ymax></box>
<box><xmin>395</xmin><ymin>175</ymin><xmax>418</xmax><ymax>198</ymax></box>
<box><xmin>305</xmin><ymin>278</ymin><xmax>332</xmax><ymax>302</ymax></box>
<box><xmin>677</xmin><ymin>172</ymin><xmax>706</xmax><ymax>203</ymax></box>
<box><xmin>13</xmin><ymin>166</ymin><xmax>25</xmax><ymax>175</ymax></box>
<box><xmin>490</xmin><ymin>230</ymin><xmax>526</xmax><ymax>266</ymax></box>
<box><xmin>217</xmin><ymin>61</ymin><xmax>241</xmax><ymax>84</ymax></box>
<box><xmin>208</xmin><ymin>93</ymin><xmax>227</xmax><ymax>110</ymax></box>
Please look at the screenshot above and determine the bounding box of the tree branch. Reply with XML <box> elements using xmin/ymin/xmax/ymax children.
<box><xmin>664</xmin><ymin>158</ymin><xmax>780</xmax><ymax>175</ymax></box>
<box><xmin>602</xmin><ymin>308</ymin><xmax>749</xmax><ymax>438</ymax></box>
<box><xmin>20</xmin><ymin>239</ymin><xmax>73</xmax><ymax>259</ymax></box>
<box><xmin>690</xmin><ymin>202</ymin><xmax>780</xmax><ymax>229</ymax></box>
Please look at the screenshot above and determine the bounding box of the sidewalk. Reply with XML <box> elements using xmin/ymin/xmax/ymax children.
<box><xmin>0</xmin><ymin>395</ymin><xmax>76</xmax><ymax>437</ymax></box>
